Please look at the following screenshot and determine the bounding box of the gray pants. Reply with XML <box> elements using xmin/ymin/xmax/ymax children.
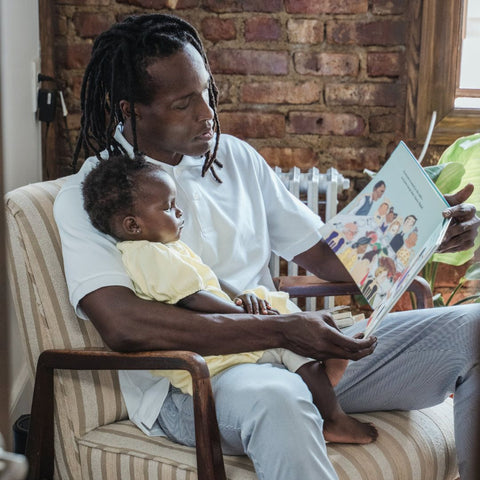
<box><xmin>158</xmin><ymin>304</ymin><xmax>480</xmax><ymax>480</ymax></box>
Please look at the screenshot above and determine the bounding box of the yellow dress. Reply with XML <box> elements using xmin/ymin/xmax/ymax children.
<box><xmin>118</xmin><ymin>240</ymin><xmax>293</xmax><ymax>394</ymax></box>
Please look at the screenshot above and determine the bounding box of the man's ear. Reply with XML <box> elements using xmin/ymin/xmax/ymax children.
<box><xmin>119</xmin><ymin>100</ymin><xmax>138</xmax><ymax>120</ymax></box>
<box><xmin>123</xmin><ymin>216</ymin><xmax>142</xmax><ymax>235</ymax></box>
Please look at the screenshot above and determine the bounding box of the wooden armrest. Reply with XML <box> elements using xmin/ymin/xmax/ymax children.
<box><xmin>27</xmin><ymin>349</ymin><xmax>226</xmax><ymax>480</ymax></box>
<box><xmin>274</xmin><ymin>275</ymin><xmax>433</xmax><ymax>310</ymax></box>
<box><xmin>273</xmin><ymin>276</ymin><xmax>360</xmax><ymax>297</ymax></box>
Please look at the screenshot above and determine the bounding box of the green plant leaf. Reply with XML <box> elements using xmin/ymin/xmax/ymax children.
<box><xmin>432</xmin><ymin>293</ymin><xmax>445</xmax><ymax>307</ymax></box>
<box><xmin>464</xmin><ymin>262</ymin><xmax>480</xmax><ymax>280</ymax></box>
<box><xmin>424</xmin><ymin>163</ymin><xmax>465</xmax><ymax>194</ymax></box>
<box><xmin>434</xmin><ymin>163</ymin><xmax>465</xmax><ymax>194</ymax></box>
<box><xmin>431</xmin><ymin>133</ymin><xmax>480</xmax><ymax>266</ymax></box>
<box><xmin>424</xmin><ymin>165</ymin><xmax>447</xmax><ymax>183</ymax></box>
<box><xmin>454</xmin><ymin>293</ymin><xmax>480</xmax><ymax>305</ymax></box>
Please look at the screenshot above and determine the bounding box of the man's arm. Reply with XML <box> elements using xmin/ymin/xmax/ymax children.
<box><xmin>80</xmin><ymin>285</ymin><xmax>376</xmax><ymax>360</ymax></box>
<box><xmin>292</xmin><ymin>239</ymin><xmax>353</xmax><ymax>282</ymax></box>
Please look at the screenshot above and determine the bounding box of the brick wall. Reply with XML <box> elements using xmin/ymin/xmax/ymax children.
<box><xmin>54</xmin><ymin>0</ymin><xmax>415</xmax><ymax>199</ymax></box>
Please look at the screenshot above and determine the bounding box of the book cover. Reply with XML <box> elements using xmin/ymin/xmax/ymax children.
<box><xmin>320</xmin><ymin>141</ymin><xmax>450</xmax><ymax>336</ymax></box>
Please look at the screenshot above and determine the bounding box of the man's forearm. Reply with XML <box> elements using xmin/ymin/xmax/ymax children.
<box><xmin>293</xmin><ymin>239</ymin><xmax>353</xmax><ymax>282</ymax></box>
<box><xmin>80</xmin><ymin>285</ymin><xmax>285</xmax><ymax>354</ymax></box>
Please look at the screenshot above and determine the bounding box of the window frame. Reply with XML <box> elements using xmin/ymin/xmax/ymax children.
<box><xmin>407</xmin><ymin>0</ymin><xmax>479</xmax><ymax>145</ymax></box>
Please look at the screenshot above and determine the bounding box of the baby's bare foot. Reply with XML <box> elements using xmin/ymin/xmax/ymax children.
<box><xmin>323</xmin><ymin>413</ymin><xmax>378</xmax><ymax>444</ymax></box>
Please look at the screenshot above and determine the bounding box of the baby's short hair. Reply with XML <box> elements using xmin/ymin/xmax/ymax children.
<box><xmin>82</xmin><ymin>154</ymin><xmax>157</xmax><ymax>236</ymax></box>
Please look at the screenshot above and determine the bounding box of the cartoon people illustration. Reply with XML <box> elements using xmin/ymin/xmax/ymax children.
<box><xmin>389</xmin><ymin>214</ymin><xmax>417</xmax><ymax>253</ymax></box>
<box><xmin>338</xmin><ymin>236</ymin><xmax>372</xmax><ymax>271</ymax></box>
<box><xmin>362</xmin><ymin>266</ymin><xmax>389</xmax><ymax>306</ymax></box>
<box><xmin>351</xmin><ymin>180</ymin><xmax>386</xmax><ymax>216</ymax></box>
<box><xmin>324</xmin><ymin>222</ymin><xmax>358</xmax><ymax>253</ymax></box>
<box><xmin>374</xmin><ymin>202</ymin><xmax>390</xmax><ymax>226</ymax></box>
<box><xmin>379</xmin><ymin>206</ymin><xmax>397</xmax><ymax>234</ymax></box>
<box><xmin>396</xmin><ymin>228</ymin><xmax>419</xmax><ymax>268</ymax></box>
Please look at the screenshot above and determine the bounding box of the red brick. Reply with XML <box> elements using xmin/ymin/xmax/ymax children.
<box><xmin>201</xmin><ymin>18</ymin><xmax>236</xmax><ymax>42</ymax></box>
<box><xmin>208</xmin><ymin>49</ymin><xmax>288</xmax><ymax>75</ymax></box>
<box><xmin>294</xmin><ymin>52</ymin><xmax>359</xmax><ymax>76</ymax></box>
<box><xmin>116</xmin><ymin>0</ymin><xmax>198</xmax><ymax>7</ymax></box>
<box><xmin>288</xmin><ymin>112</ymin><xmax>365</xmax><ymax>136</ymax></box>
<box><xmin>219</xmin><ymin>111</ymin><xmax>285</xmax><ymax>138</ymax></box>
<box><xmin>203</xmin><ymin>0</ymin><xmax>282</xmax><ymax>12</ymax></box>
<box><xmin>73</xmin><ymin>12</ymin><xmax>115</xmax><ymax>38</ymax></box>
<box><xmin>372</xmin><ymin>0</ymin><xmax>407</xmax><ymax>15</ymax></box>
<box><xmin>327</xmin><ymin>21</ymin><xmax>406</xmax><ymax>46</ymax></box>
<box><xmin>57</xmin><ymin>15</ymin><xmax>68</xmax><ymax>36</ymax></box>
<box><xmin>287</xmin><ymin>19</ymin><xmax>324</xmax><ymax>44</ymax></box>
<box><xmin>367</xmin><ymin>52</ymin><xmax>404</xmax><ymax>77</ymax></box>
<box><xmin>214</xmin><ymin>79</ymin><xmax>233</xmax><ymax>103</ymax></box>
<box><xmin>285</xmin><ymin>0</ymin><xmax>367</xmax><ymax>14</ymax></box>
<box><xmin>63</xmin><ymin>73</ymin><xmax>84</xmax><ymax>107</ymax></box>
<box><xmin>370</xmin><ymin>114</ymin><xmax>402</xmax><ymax>133</ymax></box>
<box><xmin>245</xmin><ymin>17</ymin><xmax>282</xmax><ymax>42</ymax></box>
<box><xmin>328</xmin><ymin>147</ymin><xmax>383</xmax><ymax>171</ymax></box>
<box><xmin>241</xmin><ymin>81</ymin><xmax>321</xmax><ymax>104</ymax></box>
<box><xmin>259</xmin><ymin>147</ymin><xmax>316</xmax><ymax>170</ymax></box>
<box><xmin>58</xmin><ymin>43</ymin><xmax>93</xmax><ymax>70</ymax></box>
<box><xmin>325</xmin><ymin>83</ymin><xmax>402</xmax><ymax>107</ymax></box>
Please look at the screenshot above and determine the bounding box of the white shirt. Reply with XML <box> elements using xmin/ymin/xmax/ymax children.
<box><xmin>53</xmin><ymin>126</ymin><xmax>323</xmax><ymax>434</ymax></box>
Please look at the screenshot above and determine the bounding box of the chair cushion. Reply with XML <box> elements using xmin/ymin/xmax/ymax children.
<box><xmin>77</xmin><ymin>398</ymin><xmax>458</xmax><ymax>480</ymax></box>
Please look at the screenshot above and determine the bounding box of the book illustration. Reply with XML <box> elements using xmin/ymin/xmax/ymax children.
<box><xmin>320</xmin><ymin>142</ymin><xmax>450</xmax><ymax>337</ymax></box>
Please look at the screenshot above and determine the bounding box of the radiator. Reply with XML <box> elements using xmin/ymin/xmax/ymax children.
<box><xmin>270</xmin><ymin>166</ymin><xmax>350</xmax><ymax>310</ymax></box>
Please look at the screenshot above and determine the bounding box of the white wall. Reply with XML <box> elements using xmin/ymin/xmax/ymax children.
<box><xmin>0</xmin><ymin>0</ymin><xmax>42</xmax><ymax>433</ymax></box>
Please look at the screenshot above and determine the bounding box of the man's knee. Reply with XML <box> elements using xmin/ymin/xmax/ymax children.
<box><xmin>214</xmin><ymin>363</ymin><xmax>315</xmax><ymax>419</ymax></box>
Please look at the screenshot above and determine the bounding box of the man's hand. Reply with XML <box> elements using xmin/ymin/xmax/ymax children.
<box><xmin>281</xmin><ymin>310</ymin><xmax>377</xmax><ymax>361</ymax></box>
<box><xmin>234</xmin><ymin>293</ymin><xmax>280</xmax><ymax>315</ymax></box>
<box><xmin>438</xmin><ymin>184</ymin><xmax>480</xmax><ymax>253</ymax></box>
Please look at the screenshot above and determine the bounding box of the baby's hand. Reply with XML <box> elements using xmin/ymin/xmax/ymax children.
<box><xmin>234</xmin><ymin>293</ymin><xmax>280</xmax><ymax>315</ymax></box>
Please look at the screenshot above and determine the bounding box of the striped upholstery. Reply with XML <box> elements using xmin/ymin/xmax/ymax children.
<box><xmin>5</xmin><ymin>178</ymin><xmax>459</xmax><ymax>479</ymax></box>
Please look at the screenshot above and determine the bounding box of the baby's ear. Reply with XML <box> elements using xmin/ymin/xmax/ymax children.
<box><xmin>123</xmin><ymin>216</ymin><xmax>141</xmax><ymax>235</ymax></box>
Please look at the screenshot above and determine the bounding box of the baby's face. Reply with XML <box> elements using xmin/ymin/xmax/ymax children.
<box><xmin>134</xmin><ymin>171</ymin><xmax>184</xmax><ymax>243</ymax></box>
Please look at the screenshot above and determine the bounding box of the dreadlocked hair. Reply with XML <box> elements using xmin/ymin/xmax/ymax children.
<box><xmin>82</xmin><ymin>154</ymin><xmax>158</xmax><ymax>238</ymax></box>
<box><xmin>73</xmin><ymin>14</ymin><xmax>223</xmax><ymax>182</ymax></box>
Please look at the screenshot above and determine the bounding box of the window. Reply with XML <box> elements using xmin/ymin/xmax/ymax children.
<box><xmin>456</xmin><ymin>0</ymin><xmax>480</xmax><ymax>108</ymax></box>
<box><xmin>406</xmin><ymin>0</ymin><xmax>480</xmax><ymax>145</ymax></box>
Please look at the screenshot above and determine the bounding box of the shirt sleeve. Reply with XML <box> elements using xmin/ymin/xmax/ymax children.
<box><xmin>118</xmin><ymin>242</ymin><xmax>208</xmax><ymax>305</ymax></box>
<box><xmin>251</xmin><ymin>150</ymin><xmax>323</xmax><ymax>261</ymax></box>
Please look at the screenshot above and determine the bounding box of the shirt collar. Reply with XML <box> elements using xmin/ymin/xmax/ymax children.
<box><xmin>113</xmin><ymin>124</ymin><xmax>204</xmax><ymax>170</ymax></box>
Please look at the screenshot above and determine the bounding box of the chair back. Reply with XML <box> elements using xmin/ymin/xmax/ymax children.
<box><xmin>5</xmin><ymin>178</ymin><xmax>128</xmax><ymax>479</ymax></box>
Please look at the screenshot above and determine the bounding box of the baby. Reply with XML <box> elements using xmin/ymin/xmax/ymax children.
<box><xmin>82</xmin><ymin>154</ymin><xmax>378</xmax><ymax>445</ymax></box>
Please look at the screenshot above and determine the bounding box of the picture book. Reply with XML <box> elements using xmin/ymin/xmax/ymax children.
<box><xmin>320</xmin><ymin>141</ymin><xmax>450</xmax><ymax>337</ymax></box>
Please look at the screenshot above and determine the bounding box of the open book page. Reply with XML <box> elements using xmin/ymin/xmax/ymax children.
<box><xmin>320</xmin><ymin>141</ymin><xmax>450</xmax><ymax>336</ymax></box>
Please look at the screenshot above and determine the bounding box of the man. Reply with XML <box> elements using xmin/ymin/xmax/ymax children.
<box><xmin>54</xmin><ymin>14</ymin><xmax>480</xmax><ymax>479</ymax></box>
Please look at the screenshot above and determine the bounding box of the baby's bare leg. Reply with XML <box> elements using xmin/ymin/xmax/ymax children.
<box><xmin>324</xmin><ymin>358</ymin><xmax>349</xmax><ymax>387</ymax></box>
<box><xmin>296</xmin><ymin>361</ymin><xmax>378</xmax><ymax>444</ymax></box>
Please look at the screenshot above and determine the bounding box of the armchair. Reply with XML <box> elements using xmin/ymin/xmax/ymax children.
<box><xmin>6</xmin><ymin>177</ymin><xmax>458</xmax><ymax>479</ymax></box>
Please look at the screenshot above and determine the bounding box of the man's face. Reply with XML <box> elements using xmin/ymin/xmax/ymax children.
<box><xmin>404</xmin><ymin>216</ymin><xmax>417</xmax><ymax>232</ymax></box>
<box><xmin>344</xmin><ymin>223</ymin><xmax>358</xmax><ymax>241</ymax></box>
<box><xmin>372</xmin><ymin>184</ymin><xmax>386</xmax><ymax>201</ymax></box>
<box><xmin>130</xmin><ymin>43</ymin><xmax>215</xmax><ymax>165</ymax></box>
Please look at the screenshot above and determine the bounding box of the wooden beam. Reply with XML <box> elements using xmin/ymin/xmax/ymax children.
<box><xmin>38</xmin><ymin>0</ymin><xmax>57</xmax><ymax>180</ymax></box>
